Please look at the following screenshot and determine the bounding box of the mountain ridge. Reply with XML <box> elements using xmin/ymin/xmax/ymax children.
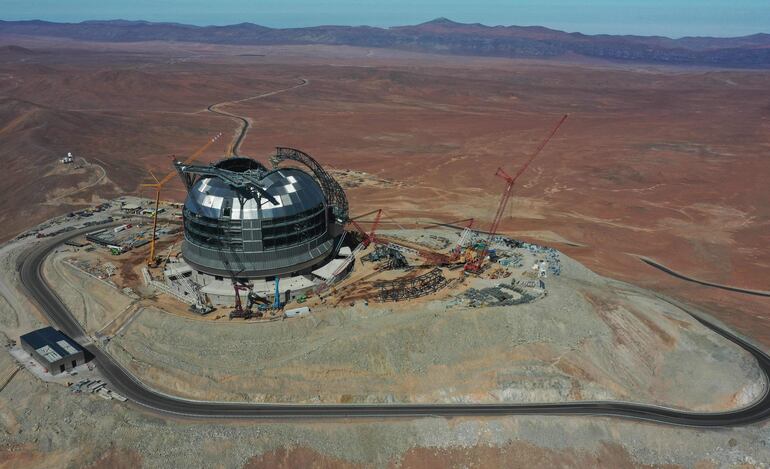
<box><xmin>1</xmin><ymin>18</ymin><xmax>768</xmax><ymax>68</ymax></box>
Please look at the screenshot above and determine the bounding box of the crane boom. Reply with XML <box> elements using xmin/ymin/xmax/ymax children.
<box><xmin>141</xmin><ymin>132</ymin><xmax>222</xmax><ymax>266</ymax></box>
<box><xmin>511</xmin><ymin>114</ymin><xmax>568</xmax><ymax>184</ymax></box>
<box><xmin>158</xmin><ymin>132</ymin><xmax>222</xmax><ymax>186</ymax></box>
<box><xmin>369</xmin><ymin>209</ymin><xmax>383</xmax><ymax>244</ymax></box>
<box><xmin>487</xmin><ymin>169</ymin><xmax>515</xmax><ymax>240</ymax></box>
<box><xmin>465</xmin><ymin>114</ymin><xmax>568</xmax><ymax>272</ymax></box>
<box><xmin>348</xmin><ymin>209</ymin><xmax>382</xmax><ymax>247</ymax></box>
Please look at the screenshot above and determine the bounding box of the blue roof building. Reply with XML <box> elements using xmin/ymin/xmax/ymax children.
<box><xmin>19</xmin><ymin>327</ymin><xmax>86</xmax><ymax>375</ymax></box>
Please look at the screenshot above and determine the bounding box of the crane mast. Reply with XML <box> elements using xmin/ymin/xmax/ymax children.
<box><xmin>141</xmin><ymin>132</ymin><xmax>222</xmax><ymax>266</ymax></box>
<box><xmin>348</xmin><ymin>209</ymin><xmax>382</xmax><ymax>247</ymax></box>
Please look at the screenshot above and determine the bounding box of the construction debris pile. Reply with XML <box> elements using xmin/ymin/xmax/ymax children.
<box><xmin>362</xmin><ymin>244</ymin><xmax>409</xmax><ymax>270</ymax></box>
<box><xmin>521</xmin><ymin>243</ymin><xmax>562</xmax><ymax>277</ymax></box>
<box><xmin>463</xmin><ymin>279</ymin><xmax>546</xmax><ymax>308</ymax></box>
<box><xmin>497</xmin><ymin>252</ymin><xmax>524</xmax><ymax>268</ymax></box>
<box><xmin>66</xmin><ymin>259</ymin><xmax>118</xmax><ymax>283</ymax></box>
<box><xmin>70</xmin><ymin>378</ymin><xmax>127</xmax><ymax>402</ymax></box>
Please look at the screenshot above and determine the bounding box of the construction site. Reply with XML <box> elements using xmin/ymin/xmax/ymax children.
<box><xmin>2</xmin><ymin>21</ymin><xmax>770</xmax><ymax>466</ymax></box>
<box><xmin>50</xmin><ymin>116</ymin><xmax>570</xmax><ymax>327</ymax></box>
<box><xmin>7</xmin><ymin>106</ymin><xmax>744</xmax><ymax>409</ymax></box>
<box><xmin>13</xmin><ymin>110</ymin><xmax>758</xmax><ymax>410</ymax></box>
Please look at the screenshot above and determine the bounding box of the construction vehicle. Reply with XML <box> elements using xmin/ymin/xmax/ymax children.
<box><xmin>465</xmin><ymin>114</ymin><xmax>569</xmax><ymax>273</ymax></box>
<box><xmin>246</xmin><ymin>290</ymin><xmax>268</xmax><ymax>309</ymax></box>
<box><xmin>229</xmin><ymin>278</ymin><xmax>287</xmax><ymax>319</ymax></box>
<box><xmin>273</xmin><ymin>277</ymin><xmax>283</xmax><ymax>309</ymax></box>
<box><xmin>140</xmin><ymin>132</ymin><xmax>222</xmax><ymax>267</ymax></box>
<box><xmin>228</xmin><ymin>281</ymin><xmax>255</xmax><ymax>319</ymax></box>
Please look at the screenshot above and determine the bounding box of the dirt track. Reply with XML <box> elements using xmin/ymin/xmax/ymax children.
<box><xmin>206</xmin><ymin>78</ymin><xmax>309</xmax><ymax>155</ymax></box>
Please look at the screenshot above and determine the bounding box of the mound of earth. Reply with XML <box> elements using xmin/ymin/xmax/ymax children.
<box><xmin>105</xmin><ymin>246</ymin><xmax>765</xmax><ymax>411</ymax></box>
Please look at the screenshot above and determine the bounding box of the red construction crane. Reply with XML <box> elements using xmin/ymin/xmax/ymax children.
<box><xmin>349</xmin><ymin>209</ymin><xmax>382</xmax><ymax>247</ymax></box>
<box><xmin>465</xmin><ymin>114</ymin><xmax>569</xmax><ymax>273</ymax></box>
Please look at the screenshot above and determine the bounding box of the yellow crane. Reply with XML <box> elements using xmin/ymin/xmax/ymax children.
<box><xmin>141</xmin><ymin>132</ymin><xmax>222</xmax><ymax>266</ymax></box>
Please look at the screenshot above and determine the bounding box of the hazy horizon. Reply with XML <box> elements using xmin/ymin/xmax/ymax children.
<box><xmin>2</xmin><ymin>0</ymin><xmax>769</xmax><ymax>39</ymax></box>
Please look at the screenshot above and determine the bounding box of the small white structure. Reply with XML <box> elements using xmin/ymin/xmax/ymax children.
<box><xmin>120</xmin><ymin>203</ymin><xmax>141</xmax><ymax>214</ymax></box>
<box><xmin>311</xmin><ymin>258</ymin><xmax>347</xmax><ymax>282</ymax></box>
<box><xmin>60</xmin><ymin>152</ymin><xmax>74</xmax><ymax>164</ymax></box>
<box><xmin>283</xmin><ymin>306</ymin><xmax>310</xmax><ymax>318</ymax></box>
<box><xmin>539</xmin><ymin>260</ymin><xmax>548</xmax><ymax>278</ymax></box>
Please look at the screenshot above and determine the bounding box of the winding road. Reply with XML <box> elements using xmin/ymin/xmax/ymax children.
<box><xmin>16</xmin><ymin>224</ymin><xmax>770</xmax><ymax>426</ymax></box>
<box><xmin>47</xmin><ymin>158</ymin><xmax>109</xmax><ymax>203</ymax></box>
<box><xmin>641</xmin><ymin>257</ymin><xmax>770</xmax><ymax>298</ymax></box>
<box><xmin>207</xmin><ymin>78</ymin><xmax>309</xmax><ymax>156</ymax></box>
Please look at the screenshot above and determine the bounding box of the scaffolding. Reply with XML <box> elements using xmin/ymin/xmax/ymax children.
<box><xmin>270</xmin><ymin>147</ymin><xmax>349</xmax><ymax>222</ymax></box>
<box><xmin>376</xmin><ymin>268</ymin><xmax>448</xmax><ymax>302</ymax></box>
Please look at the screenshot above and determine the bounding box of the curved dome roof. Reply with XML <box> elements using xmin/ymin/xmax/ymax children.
<box><xmin>184</xmin><ymin>164</ymin><xmax>327</xmax><ymax>221</ymax></box>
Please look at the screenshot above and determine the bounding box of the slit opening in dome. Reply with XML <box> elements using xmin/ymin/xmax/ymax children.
<box><xmin>214</xmin><ymin>157</ymin><xmax>267</xmax><ymax>173</ymax></box>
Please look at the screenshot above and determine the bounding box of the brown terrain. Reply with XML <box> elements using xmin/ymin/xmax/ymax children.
<box><xmin>1</xmin><ymin>35</ymin><xmax>769</xmax><ymax>467</ymax></box>
<box><xmin>1</xmin><ymin>36</ymin><xmax>768</xmax><ymax>346</ymax></box>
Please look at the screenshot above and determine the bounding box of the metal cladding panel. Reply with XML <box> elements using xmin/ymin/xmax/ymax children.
<box><xmin>182</xmin><ymin>234</ymin><xmax>335</xmax><ymax>278</ymax></box>
<box><xmin>185</xmin><ymin>168</ymin><xmax>325</xmax><ymax>221</ymax></box>
<box><xmin>181</xmin><ymin>158</ymin><xmax>338</xmax><ymax>278</ymax></box>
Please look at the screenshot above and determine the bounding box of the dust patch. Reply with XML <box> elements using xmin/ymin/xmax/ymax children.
<box><xmin>330</xmin><ymin>168</ymin><xmax>405</xmax><ymax>190</ymax></box>
<box><xmin>394</xmin><ymin>441</ymin><xmax>668</xmax><ymax>469</ymax></box>
<box><xmin>0</xmin><ymin>443</ymin><xmax>79</xmax><ymax>469</ymax></box>
<box><xmin>83</xmin><ymin>446</ymin><xmax>143</xmax><ymax>469</ymax></box>
<box><xmin>656</xmin><ymin>203</ymin><xmax>751</xmax><ymax>246</ymax></box>
<box><xmin>244</xmin><ymin>446</ymin><xmax>365</xmax><ymax>469</ymax></box>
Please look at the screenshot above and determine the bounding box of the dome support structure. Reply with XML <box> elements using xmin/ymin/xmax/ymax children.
<box><xmin>173</xmin><ymin>159</ymin><xmax>279</xmax><ymax>206</ymax></box>
<box><xmin>270</xmin><ymin>147</ymin><xmax>349</xmax><ymax>223</ymax></box>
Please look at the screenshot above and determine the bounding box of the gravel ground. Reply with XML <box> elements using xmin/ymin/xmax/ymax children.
<box><xmin>0</xmin><ymin>368</ymin><xmax>768</xmax><ymax>468</ymax></box>
<box><xmin>43</xmin><ymin>251</ymin><xmax>134</xmax><ymax>334</ymax></box>
<box><xmin>1</xmin><ymin>225</ymin><xmax>768</xmax><ymax>467</ymax></box>
<box><xmin>105</xmin><ymin>244</ymin><xmax>763</xmax><ymax>411</ymax></box>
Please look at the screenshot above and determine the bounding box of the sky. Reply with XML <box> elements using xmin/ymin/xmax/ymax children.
<box><xmin>2</xmin><ymin>0</ymin><xmax>769</xmax><ymax>38</ymax></box>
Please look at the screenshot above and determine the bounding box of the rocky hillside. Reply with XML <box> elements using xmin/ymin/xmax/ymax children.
<box><xmin>1</xmin><ymin>18</ymin><xmax>769</xmax><ymax>68</ymax></box>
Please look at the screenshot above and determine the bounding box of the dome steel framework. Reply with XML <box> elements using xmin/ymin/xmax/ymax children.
<box><xmin>174</xmin><ymin>149</ymin><xmax>347</xmax><ymax>279</ymax></box>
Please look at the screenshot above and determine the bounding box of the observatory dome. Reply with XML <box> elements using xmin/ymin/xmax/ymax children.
<box><xmin>181</xmin><ymin>157</ymin><xmax>335</xmax><ymax>278</ymax></box>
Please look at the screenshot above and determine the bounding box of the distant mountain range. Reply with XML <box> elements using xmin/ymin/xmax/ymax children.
<box><xmin>1</xmin><ymin>18</ymin><xmax>769</xmax><ymax>68</ymax></box>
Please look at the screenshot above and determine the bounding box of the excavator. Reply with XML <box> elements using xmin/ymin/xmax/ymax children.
<box><xmin>228</xmin><ymin>282</ymin><xmax>256</xmax><ymax>319</ymax></box>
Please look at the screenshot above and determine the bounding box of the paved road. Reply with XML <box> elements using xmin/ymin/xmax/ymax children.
<box><xmin>641</xmin><ymin>257</ymin><xmax>770</xmax><ymax>298</ymax></box>
<box><xmin>17</xmin><ymin>224</ymin><xmax>770</xmax><ymax>426</ymax></box>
